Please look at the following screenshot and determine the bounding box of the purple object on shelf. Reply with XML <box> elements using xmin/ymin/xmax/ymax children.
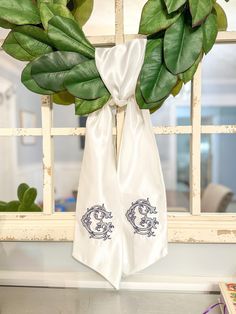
<box><xmin>203</xmin><ymin>302</ymin><xmax>226</xmax><ymax>314</ymax></box>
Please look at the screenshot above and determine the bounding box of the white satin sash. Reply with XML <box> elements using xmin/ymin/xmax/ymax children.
<box><xmin>73</xmin><ymin>38</ymin><xmax>167</xmax><ymax>289</ymax></box>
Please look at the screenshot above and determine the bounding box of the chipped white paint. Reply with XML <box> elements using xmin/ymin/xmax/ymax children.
<box><xmin>190</xmin><ymin>64</ymin><xmax>202</xmax><ymax>216</ymax></box>
<box><xmin>0</xmin><ymin>9</ymin><xmax>236</xmax><ymax>241</ymax></box>
<box><xmin>41</xmin><ymin>96</ymin><xmax>54</xmax><ymax>215</ymax></box>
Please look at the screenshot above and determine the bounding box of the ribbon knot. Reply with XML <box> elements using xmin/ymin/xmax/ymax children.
<box><xmin>95</xmin><ymin>39</ymin><xmax>147</xmax><ymax>107</ymax></box>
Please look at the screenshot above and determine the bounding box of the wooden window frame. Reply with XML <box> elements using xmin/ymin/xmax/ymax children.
<box><xmin>0</xmin><ymin>0</ymin><xmax>236</xmax><ymax>243</ymax></box>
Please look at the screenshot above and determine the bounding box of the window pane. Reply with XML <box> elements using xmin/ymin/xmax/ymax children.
<box><xmin>156</xmin><ymin>134</ymin><xmax>190</xmax><ymax>212</ymax></box>
<box><xmin>124</xmin><ymin>0</ymin><xmax>146</xmax><ymax>34</ymax></box>
<box><xmin>54</xmin><ymin>136</ymin><xmax>84</xmax><ymax>212</ymax></box>
<box><xmin>0</xmin><ymin>137</ymin><xmax>43</xmax><ymax>211</ymax></box>
<box><xmin>83</xmin><ymin>0</ymin><xmax>115</xmax><ymax>36</ymax></box>
<box><xmin>202</xmin><ymin>44</ymin><xmax>236</xmax><ymax>125</ymax></box>
<box><xmin>0</xmin><ymin>50</ymin><xmax>42</xmax><ymax>128</ymax></box>
<box><xmin>53</xmin><ymin>104</ymin><xmax>79</xmax><ymax>128</ymax></box>
<box><xmin>201</xmin><ymin>134</ymin><xmax>236</xmax><ymax>213</ymax></box>
<box><xmin>151</xmin><ymin>83</ymin><xmax>191</xmax><ymax>126</ymax></box>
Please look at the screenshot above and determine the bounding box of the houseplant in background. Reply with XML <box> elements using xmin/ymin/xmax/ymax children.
<box><xmin>0</xmin><ymin>183</ymin><xmax>42</xmax><ymax>212</ymax></box>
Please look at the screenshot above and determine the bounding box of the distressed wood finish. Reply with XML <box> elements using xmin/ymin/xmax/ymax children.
<box><xmin>190</xmin><ymin>64</ymin><xmax>202</xmax><ymax>216</ymax></box>
<box><xmin>115</xmin><ymin>0</ymin><xmax>125</xmax><ymax>154</ymax></box>
<box><xmin>41</xmin><ymin>96</ymin><xmax>54</xmax><ymax>215</ymax></box>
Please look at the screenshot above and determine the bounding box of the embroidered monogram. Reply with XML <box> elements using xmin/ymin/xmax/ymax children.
<box><xmin>126</xmin><ymin>199</ymin><xmax>159</xmax><ymax>237</ymax></box>
<box><xmin>81</xmin><ymin>204</ymin><xmax>114</xmax><ymax>240</ymax></box>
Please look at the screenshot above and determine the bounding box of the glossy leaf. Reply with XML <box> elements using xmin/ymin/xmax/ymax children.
<box><xmin>13</xmin><ymin>26</ymin><xmax>53</xmax><ymax>57</ymax></box>
<box><xmin>0</xmin><ymin>0</ymin><xmax>41</xmax><ymax>25</ymax></box>
<box><xmin>65</xmin><ymin>59</ymin><xmax>108</xmax><ymax>99</ymax></box>
<box><xmin>0</xmin><ymin>18</ymin><xmax>15</xmax><ymax>29</ymax></box>
<box><xmin>179</xmin><ymin>52</ymin><xmax>203</xmax><ymax>83</ymax></box>
<box><xmin>171</xmin><ymin>79</ymin><xmax>183</xmax><ymax>96</ymax></box>
<box><xmin>17</xmin><ymin>183</ymin><xmax>30</xmax><ymax>202</ymax></box>
<box><xmin>136</xmin><ymin>80</ymin><xmax>166</xmax><ymax>111</ymax></box>
<box><xmin>75</xmin><ymin>93</ymin><xmax>110</xmax><ymax>115</ymax></box>
<box><xmin>31</xmin><ymin>51</ymin><xmax>88</xmax><ymax>92</ymax></box>
<box><xmin>214</xmin><ymin>3</ymin><xmax>228</xmax><ymax>31</ymax></box>
<box><xmin>189</xmin><ymin>0</ymin><xmax>213</xmax><ymax>26</ymax></box>
<box><xmin>53</xmin><ymin>91</ymin><xmax>75</xmax><ymax>105</ymax></box>
<box><xmin>139</xmin><ymin>0</ymin><xmax>181</xmax><ymax>35</ymax></box>
<box><xmin>140</xmin><ymin>39</ymin><xmax>177</xmax><ymax>103</ymax></box>
<box><xmin>73</xmin><ymin>0</ymin><xmax>94</xmax><ymax>27</ymax></box>
<box><xmin>48</xmin><ymin>16</ymin><xmax>95</xmax><ymax>58</ymax></box>
<box><xmin>21</xmin><ymin>62</ymin><xmax>54</xmax><ymax>95</ymax></box>
<box><xmin>164</xmin><ymin>0</ymin><xmax>186</xmax><ymax>14</ymax></box>
<box><xmin>39</xmin><ymin>3</ymin><xmax>73</xmax><ymax>29</ymax></box>
<box><xmin>203</xmin><ymin>13</ymin><xmax>218</xmax><ymax>54</ymax></box>
<box><xmin>2</xmin><ymin>32</ymin><xmax>34</xmax><ymax>61</ymax></box>
<box><xmin>164</xmin><ymin>15</ymin><xmax>203</xmax><ymax>74</ymax></box>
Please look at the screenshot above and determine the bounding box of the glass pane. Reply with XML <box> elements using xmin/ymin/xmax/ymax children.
<box><xmin>156</xmin><ymin>135</ymin><xmax>190</xmax><ymax>212</ymax></box>
<box><xmin>0</xmin><ymin>50</ymin><xmax>42</xmax><ymax>128</ymax></box>
<box><xmin>54</xmin><ymin>136</ymin><xmax>84</xmax><ymax>212</ymax></box>
<box><xmin>53</xmin><ymin>104</ymin><xmax>79</xmax><ymax>128</ymax></box>
<box><xmin>83</xmin><ymin>0</ymin><xmax>115</xmax><ymax>36</ymax></box>
<box><xmin>151</xmin><ymin>83</ymin><xmax>191</xmax><ymax>126</ymax></box>
<box><xmin>0</xmin><ymin>136</ymin><xmax>43</xmax><ymax>211</ymax></box>
<box><xmin>202</xmin><ymin>44</ymin><xmax>236</xmax><ymax>125</ymax></box>
<box><xmin>124</xmin><ymin>0</ymin><xmax>146</xmax><ymax>34</ymax></box>
<box><xmin>201</xmin><ymin>134</ymin><xmax>236</xmax><ymax>213</ymax></box>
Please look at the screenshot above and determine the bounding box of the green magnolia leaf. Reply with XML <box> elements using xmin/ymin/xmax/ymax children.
<box><xmin>0</xmin><ymin>18</ymin><xmax>15</xmax><ymax>29</ymax></box>
<box><xmin>31</xmin><ymin>51</ymin><xmax>88</xmax><ymax>92</ymax></box>
<box><xmin>139</xmin><ymin>0</ymin><xmax>181</xmax><ymax>35</ymax></box>
<box><xmin>179</xmin><ymin>52</ymin><xmax>203</xmax><ymax>83</ymax></box>
<box><xmin>171</xmin><ymin>79</ymin><xmax>183</xmax><ymax>96</ymax></box>
<box><xmin>0</xmin><ymin>0</ymin><xmax>41</xmax><ymax>25</ymax></box>
<box><xmin>48</xmin><ymin>16</ymin><xmax>95</xmax><ymax>58</ymax></box>
<box><xmin>136</xmin><ymin>80</ymin><xmax>166</xmax><ymax>111</ymax></box>
<box><xmin>65</xmin><ymin>59</ymin><xmax>108</xmax><ymax>99</ymax></box>
<box><xmin>73</xmin><ymin>0</ymin><xmax>94</xmax><ymax>27</ymax></box>
<box><xmin>17</xmin><ymin>183</ymin><xmax>30</xmax><ymax>202</ymax></box>
<box><xmin>189</xmin><ymin>0</ymin><xmax>213</xmax><ymax>26</ymax></box>
<box><xmin>2</xmin><ymin>32</ymin><xmax>34</xmax><ymax>61</ymax></box>
<box><xmin>54</xmin><ymin>0</ymin><xmax>68</xmax><ymax>4</ymax></box>
<box><xmin>214</xmin><ymin>3</ymin><xmax>228</xmax><ymax>31</ymax></box>
<box><xmin>140</xmin><ymin>39</ymin><xmax>177</xmax><ymax>103</ymax></box>
<box><xmin>203</xmin><ymin>12</ymin><xmax>218</xmax><ymax>54</ymax></box>
<box><xmin>164</xmin><ymin>15</ymin><xmax>203</xmax><ymax>74</ymax></box>
<box><xmin>75</xmin><ymin>92</ymin><xmax>110</xmax><ymax>115</ymax></box>
<box><xmin>39</xmin><ymin>3</ymin><xmax>73</xmax><ymax>29</ymax></box>
<box><xmin>22</xmin><ymin>62</ymin><xmax>54</xmax><ymax>95</ymax></box>
<box><xmin>53</xmin><ymin>91</ymin><xmax>75</xmax><ymax>105</ymax></box>
<box><xmin>13</xmin><ymin>26</ymin><xmax>53</xmax><ymax>57</ymax></box>
<box><xmin>164</xmin><ymin>0</ymin><xmax>187</xmax><ymax>14</ymax></box>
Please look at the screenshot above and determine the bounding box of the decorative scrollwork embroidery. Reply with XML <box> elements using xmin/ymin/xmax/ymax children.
<box><xmin>81</xmin><ymin>204</ymin><xmax>114</xmax><ymax>240</ymax></box>
<box><xmin>126</xmin><ymin>198</ymin><xmax>159</xmax><ymax>237</ymax></box>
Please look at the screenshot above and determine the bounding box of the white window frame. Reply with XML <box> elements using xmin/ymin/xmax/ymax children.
<box><xmin>0</xmin><ymin>0</ymin><xmax>236</xmax><ymax>243</ymax></box>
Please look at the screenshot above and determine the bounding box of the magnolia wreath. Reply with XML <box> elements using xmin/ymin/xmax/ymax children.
<box><xmin>0</xmin><ymin>0</ymin><xmax>228</xmax><ymax>115</ymax></box>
